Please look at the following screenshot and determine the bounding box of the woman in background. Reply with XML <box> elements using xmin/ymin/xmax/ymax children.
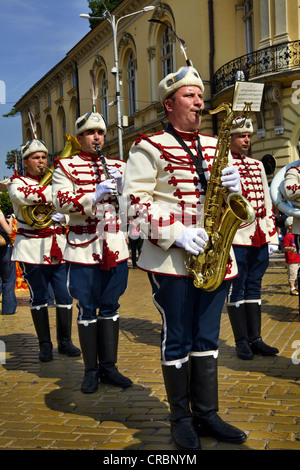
<box><xmin>0</xmin><ymin>210</ymin><xmax>17</xmax><ymax>315</ymax></box>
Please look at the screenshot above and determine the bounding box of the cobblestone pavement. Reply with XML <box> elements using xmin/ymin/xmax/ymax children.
<box><xmin>1</xmin><ymin>257</ymin><xmax>300</xmax><ymax>451</ymax></box>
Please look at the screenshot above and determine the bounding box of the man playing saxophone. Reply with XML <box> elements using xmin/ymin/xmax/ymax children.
<box><xmin>123</xmin><ymin>65</ymin><xmax>247</xmax><ymax>450</ymax></box>
<box><xmin>7</xmin><ymin>139</ymin><xmax>80</xmax><ymax>362</ymax></box>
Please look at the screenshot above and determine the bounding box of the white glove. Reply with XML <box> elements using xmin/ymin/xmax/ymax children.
<box><xmin>51</xmin><ymin>212</ymin><xmax>66</xmax><ymax>224</ymax></box>
<box><xmin>175</xmin><ymin>227</ymin><xmax>209</xmax><ymax>255</ymax></box>
<box><xmin>221</xmin><ymin>166</ymin><xmax>240</xmax><ymax>193</ymax></box>
<box><xmin>93</xmin><ymin>180</ymin><xmax>118</xmax><ymax>204</ymax></box>
<box><xmin>268</xmin><ymin>244</ymin><xmax>278</xmax><ymax>255</ymax></box>
<box><xmin>107</xmin><ymin>166</ymin><xmax>123</xmax><ymax>193</ymax></box>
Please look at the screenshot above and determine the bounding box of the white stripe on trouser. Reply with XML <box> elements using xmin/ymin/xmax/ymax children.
<box><xmin>151</xmin><ymin>273</ymin><xmax>169</xmax><ymax>363</ymax></box>
<box><xmin>226</xmin><ymin>300</ymin><xmax>245</xmax><ymax>307</ymax></box>
<box><xmin>162</xmin><ymin>350</ymin><xmax>218</xmax><ymax>366</ymax></box>
<box><xmin>226</xmin><ymin>299</ymin><xmax>261</xmax><ymax>307</ymax></box>
<box><xmin>55</xmin><ymin>304</ymin><xmax>73</xmax><ymax>309</ymax></box>
<box><xmin>161</xmin><ymin>356</ymin><xmax>189</xmax><ymax>368</ymax></box>
<box><xmin>30</xmin><ymin>304</ymin><xmax>48</xmax><ymax>311</ymax></box>
<box><xmin>77</xmin><ymin>319</ymin><xmax>97</xmax><ymax>325</ymax></box>
<box><xmin>97</xmin><ymin>313</ymin><xmax>119</xmax><ymax>321</ymax></box>
<box><xmin>189</xmin><ymin>350</ymin><xmax>219</xmax><ymax>359</ymax></box>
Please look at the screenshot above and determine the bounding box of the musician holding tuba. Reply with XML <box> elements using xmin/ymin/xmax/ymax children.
<box><xmin>7</xmin><ymin>139</ymin><xmax>80</xmax><ymax>362</ymax></box>
<box><xmin>51</xmin><ymin>112</ymin><xmax>132</xmax><ymax>394</ymax></box>
<box><xmin>284</xmin><ymin>162</ymin><xmax>300</xmax><ymax>254</ymax></box>
<box><xmin>123</xmin><ymin>65</ymin><xmax>247</xmax><ymax>450</ymax></box>
<box><xmin>226</xmin><ymin>117</ymin><xmax>279</xmax><ymax>360</ymax></box>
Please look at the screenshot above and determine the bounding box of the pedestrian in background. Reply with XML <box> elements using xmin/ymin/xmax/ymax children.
<box><xmin>0</xmin><ymin>210</ymin><xmax>17</xmax><ymax>315</ymax></box>
<box><xmin>283</xmin><ymin>216</ymin><xmax>300</xmax><ymax>296</ymax></box>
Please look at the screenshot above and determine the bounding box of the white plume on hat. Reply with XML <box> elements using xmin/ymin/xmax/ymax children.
<box><xmin>21</xmin><ymin>139</ymin><xmax>48</xmax><ymax>159</ymax></box>
<box><xmin>230</xmin><ymin>117</ymin><xmax>253</xmax><ymax>135</ymax></box>
<box><xmin>75</xmin><ymin>112</ymin><xmax>107</xmax><ymax>136</ymax></box>
<box><xmin>285</xmin><ymin>216</ymin><xmax>293</xmax><ymax>227</ymax></box>
<box><xmin>158</xmin><ymin>66</ymin><xmax>204</xmax><ymax>104</ymax></box>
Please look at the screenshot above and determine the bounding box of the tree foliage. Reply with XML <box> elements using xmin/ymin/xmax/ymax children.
<box><xmin>2</xmin><ymin>107</ymin><xmax>19</xmax><ymax>118</ymax></box>
<box><xmin>0</xmin><ymin>191</ymin><xmax>13</xmax><ymax>216</ymax></box>
<box><xmin>88</xmin><ymin>0</ymin><xmax>121</xmax><ymax>29</ymax></box>
<box><xmin>5</xmin><ymin>149</ymin><xmax>23</xmax><ymax>175</ymax></box>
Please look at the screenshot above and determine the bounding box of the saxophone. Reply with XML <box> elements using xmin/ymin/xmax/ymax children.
<box><xmin>187</xmin><ymin>103</ymin><xmax>255</xmax><ymax>291</ymax></box>
<box><xmin>21</xmin><ymin>134</ymin><xmax>81</xmax><ymax>229</ymax></box>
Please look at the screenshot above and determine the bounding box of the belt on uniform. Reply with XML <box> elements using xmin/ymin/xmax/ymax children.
<box><xmin>17</xmin><ymin>226</ymin><xmax>66</xmax><ymax>238</ymax></box>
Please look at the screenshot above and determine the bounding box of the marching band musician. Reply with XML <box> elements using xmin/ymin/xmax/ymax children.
<box><xmin>226</xmin><ymin>117</ymin><xmax>279</xmax><ymax>360</ymax></box>
<box><xmin>284</xmin><ymin>164</ymin><xmax>300</xmax><ymax>254</ymax></box>
<box><xmin>123</xmin><ymin>66</ymin><xmax>247</xmax><ymax>450</ymax></box>
<box><xmin>7</xmin><ymin>139</ymin><xmax>80</xmax><ymax>362</ymax></box>
<box><xmin>51</xmin><ymin>112</ymin><xmax>132</xmax><ymax>394</ymax></box>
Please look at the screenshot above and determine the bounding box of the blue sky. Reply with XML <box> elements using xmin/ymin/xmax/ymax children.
<box><xmin>0</xmin><ymin>0</ymin><xmax>92</xmax><ymax>180</ymax></box>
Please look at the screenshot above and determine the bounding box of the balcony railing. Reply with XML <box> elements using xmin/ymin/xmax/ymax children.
<box><xmin>213</xmin><ymin>40</ymin><xmax>300</xmax><ymax>95</ymax></box>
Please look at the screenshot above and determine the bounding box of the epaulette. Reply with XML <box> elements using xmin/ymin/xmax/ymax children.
<box><xmin>10</xmin><ymin>174</ymin><xmax>25</xmax><ymax>182</ymax></box>
<box><xmin>286</xmin><ymin>165</ymin><xmax>300</xmax><ymax>174</ymax></box>
<box><xmin>134</xmin><ymin>131</ymin><xmax>164</xmax><ymax>145</ymax></box>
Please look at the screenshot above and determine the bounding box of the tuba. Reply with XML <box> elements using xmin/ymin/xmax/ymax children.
<box><xmin>270</xmin><ymin>159</ymin><xmax>300</xmax><ymax>218</ymax></box>
<box><xmin>187</xmin><ymin>103</ymin><xmax>255</xmax><ymax>291</ymax></box>
<box><xmin>21</xmin><ymin>134</ymin><xmax>81</xmax><ymax>229</ymax></box>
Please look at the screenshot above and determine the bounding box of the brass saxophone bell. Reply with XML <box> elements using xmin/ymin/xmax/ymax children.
<box><xmin>21</xmin><ymin>134</ymin><xmax>81</xmax><ymax>229</ymax></box>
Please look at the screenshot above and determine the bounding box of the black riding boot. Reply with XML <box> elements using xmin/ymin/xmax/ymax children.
<box><xmin>97</xmin><ymin>315</ymin><xmax>132</xmax><ymax>388</ymax></box>
<box><xmin>245</xmin><ymin>302</ymin><xmax>279</xmax><ymax>356</ymax></box>
<box><xmin>162</xmin><ymin>361</ymin><xmax>200</xmax><ymax>450</ymax></box>
<box><xmin>56</xmin><ymin>306</ymin><xmax>81</xmax><ymax>356</ymax></box>
<box><xmin>190</xmin><ymin>353</ymin><xmax>247</xmax><ymax>444</ymax></box>
<box><xmin>77</xmin><ymin>321</ymin><xmax>99</xmax><ymax>393</ymax></box>
<box><xmin>227</xmin><ymin>303</ymin><xmax>253</xmax><ymax>360</ymax></box>
<box><xmin>31</xmin><ymin>306</ymin><xmax>53</xmax><ymax>362</ymax></box>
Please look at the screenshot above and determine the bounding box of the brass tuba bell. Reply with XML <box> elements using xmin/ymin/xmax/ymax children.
<box><xmin>21</xmin><ymin>134</ymin><xmax>81</xmax><ymax>229</ymax></box>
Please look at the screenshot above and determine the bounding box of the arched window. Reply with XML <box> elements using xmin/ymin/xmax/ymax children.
<box><xmin>127</xmin><ymin>52</ymin><xmax>136</xmax><ymax>115</ymax></box>
<box><xmin>100</xmin><ymin>72</ymin><xmax>108</xmax><ymax>123</ymax></box>
<box><xmin>161</xmin><ymin>26</ymin><xmax>173</xmax><ymax>78</ymax></box>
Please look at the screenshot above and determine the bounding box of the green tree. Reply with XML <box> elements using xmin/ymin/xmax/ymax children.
<box><xmin>0</xmin><ymin>191</ymin><xmax>13</xmax><ymax>216</ymax></box>
<box><xmin>2</xmin><ymin>107</ymin><xmax>18</xmax><ymax>118</ymax></box>
<box><xmin>88</xmin><ymin>0</ymin><xmax>121</xmax><ymax>29</ymax></box>
<box><xmin>5</xmin><ymin>149</ymin><xmax>23</xmax><ymax>175</ymax></box>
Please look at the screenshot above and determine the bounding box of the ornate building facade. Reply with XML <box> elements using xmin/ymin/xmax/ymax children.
<box><xmin>15</xmin><ymin>0</ymin><xmax>300</xmax><ymax>179</ymax></box>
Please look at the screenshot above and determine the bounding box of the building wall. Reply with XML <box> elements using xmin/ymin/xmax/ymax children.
<box><xmin>14</xmin><ymin>0</ymin><xmax>300</xmax><ymax>181</ymax></box>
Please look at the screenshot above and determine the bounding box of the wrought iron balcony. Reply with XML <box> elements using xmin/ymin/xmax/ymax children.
<box><xmin>213</xmin><ymin>40</ymin><xmax>300</xmax><ymax>95</ymax></box>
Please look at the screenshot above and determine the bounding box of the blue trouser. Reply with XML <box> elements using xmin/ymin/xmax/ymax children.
<box><xmin>67</xmin><ymin>260</ymin><xmax>128</xmax><ymax>321</ymax></box>
<box><xmin>148</xmin><ymin>272</ymin><xmax>230</xmax><ymax>363</ymax></box>
<box><xmin>0</xmin><ymin>245</ymin><xmax>17</xmax><ymax>315</ymax></box>
<box><xmin>21</xmin><ymin>263</ymin><xmax>72</xmax><ymax>308</ymax></box>
<box><xmin>227</xmin><ymin>244</ymin><xmax>269</xmax><ymax>303</ymax></box>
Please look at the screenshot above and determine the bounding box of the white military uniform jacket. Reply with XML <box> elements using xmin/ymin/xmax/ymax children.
<box><xmin>123</xmin><ymin>128</ymin><xmax>238</xmax><ymax>279</ymax></box>
<box><xmin>284</xmin><ymin>165</ymin><xmax>300</xmax><ymax>234</ymax></box>
<box><xmin>52</xmin><ymin>151</ymin><xmax>128</xmax><ymax>268</ymax></box>
<box><xmin>231</xmin><ymin>152</ymin><xmax>278</xmax><ymax>246</ymax></box>
<box><xmin>8</xmin><ymin>174</ymin><xmax>67</xmax><ymax>265</ymax></box>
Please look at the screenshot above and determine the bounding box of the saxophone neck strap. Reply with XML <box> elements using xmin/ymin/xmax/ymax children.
<box><xmin>165</xmin><ymin>122</ymin><xmax>207</xmax><ymax>192</ymax></box>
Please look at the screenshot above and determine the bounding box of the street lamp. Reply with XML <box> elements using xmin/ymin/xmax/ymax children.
<box><xmin>80</xmin><ymin>5</ymin><xmax>155</xmax><ymax>160</ymax></box>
